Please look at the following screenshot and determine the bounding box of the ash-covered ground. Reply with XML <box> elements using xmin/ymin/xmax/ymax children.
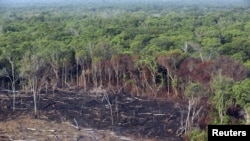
<box><xmin>0</xmin><ymin>89</ymin><xmax>186</xmax><ymax>141</ymax></box>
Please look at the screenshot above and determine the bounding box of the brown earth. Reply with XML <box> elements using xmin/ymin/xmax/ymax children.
<box><xmin>0</xmin><ymin>89</ymin><xmax>186</xmax><ymax>141</ymax></box>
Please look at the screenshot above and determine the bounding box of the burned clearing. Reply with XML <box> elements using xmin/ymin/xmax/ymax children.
<box><xmin>0</xmin><ymin>89</ymin><xmax>186</xmax><ymax>141</ymax></box>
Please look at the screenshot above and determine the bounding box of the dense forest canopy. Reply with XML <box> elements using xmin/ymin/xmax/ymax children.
<box><xmin>0</xmin><ymin>0</ymin><xmax>250</xmax><ymax>140</ymax></box>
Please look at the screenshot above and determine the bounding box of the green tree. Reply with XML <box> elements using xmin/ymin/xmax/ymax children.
<box><xmin>74</xmin><ymin>47</ymin><xmax>88</xmax><ymax>89</ymax></box>
<box><xmin>41</xmin><ymin>40</ymin><xmax>66</xmax><ymax>94</ymax></box>
<box><xmin>211</xmin><ymin>72</ymin><xmax>234</xmax><ymax>124</ymax></box>
<box><xmin>233</xmin><ymin>78</ymin><xmax>250</xmax><ymax>124</ymax></box>
<box><xmin>20</xmin><ymin>49</ymin><xmax>45</xmax><ymax>118</ymax></box>
<box><xmin>157</xmin><ymin>49</ymin><xmax>187</xmax><ymax>96</ymax></box>
<box><xmin>184</xmin><ymin>83</ymin><xmax>206</xmax><ymax>134</ymax></box>
<box><xmin>136</xmin><ymin>45</ymin><xmax>161</xmax><ymax>97</ymax></box>
<box><xmin>0</xmin><ymin>39</ymin><xmax>22</xmax><ymax>111</ymax></box>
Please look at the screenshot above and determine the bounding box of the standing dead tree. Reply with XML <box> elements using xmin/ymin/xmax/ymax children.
<box><xmin>177</xmin><ymin>83</ymin><xmax>206</xmax><ymax>136</ymax></box>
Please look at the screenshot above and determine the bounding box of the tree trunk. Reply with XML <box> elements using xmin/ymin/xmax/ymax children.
<box><xmin>92</xmin><ymin>64</ymin><xmax>98</xmax><ymax>88</ymax></box>
<box><xmin>167</xmin><ymin>69</ymin><xmax>170</xmax><ymax>96</ymax></box>
<box><xmin>64</xmin><ymin>62</ymin><xmax>67</xmax><ymax>87</ymax></box>
<box><xmin>80</xmin><ymin>69</ymin><xmax>86</xmax><ymax>90</ymax></box>
<box><xmin>76</xmin><ymin>59</ymin><xmax>79</xmax><ymax>86</ymax></box>
<box><xmin>30</xmin><ymin>76</ymin><xmax>38</xmax><ymax>118</ymax></box>
<box><xmin>8</xmin><ymin>58</ymin><xmax>16</xmax><ymax>111</ymax></box>
<box><xmin>99</xmin><ymin>62</ymin><xmax>102</xmax><ymax>87</ymax></box>
<box><xmin>185</xmin><ymin>99</ymin><xmax>192</xmax><ymax>134</ymax></box>
<box><xmin>12</xmin><ymin>83</ymin><xmax>16</xmax><ymax>111</ymax></box>
<box><xmin>51</xmin><ymin>66</ymin><xmax>59</xmax><ymax>96</ymax></box>
<box><xmin>108</xmin><ymin>68</ymin><xmax>111</xmax><ymax>88</ymax></box>
<box><xmin>111</xmin><ymin>61</ymin><xmax>119</xmax><ymax>89</ymax></box>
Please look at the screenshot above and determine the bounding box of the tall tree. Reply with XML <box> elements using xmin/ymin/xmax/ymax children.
<box><xmin>211</xmin><ymin>72</ymin><xmax>234</xmax><ymax>124</ymax></box>
<box><xmin>136</xmin><ymin>45</ymin><xmax>161</xmax><ymax>97</ymax></box>
<box><xmin>0</xmin><ymin>42</ymin><xmax>22</xmax><ymax>111</ymax></box>
<box><xmin>20</xmin><ymin>46</ymin><xmax>46</xmax><ymax>117</ymax></box>
<box><xmin>233</xmin><ymin>78</ymin><xmax>250</xmax><ymax>124</ymax></box>
<box><xmin>184</xmin><ymin>82</ymin><xmax>206</xmax><ymax>134</ymax></box>
<box><xmin>157</xmin><ymin>49</ymin><xmax>187</xmax><ymax>96</ymax></box>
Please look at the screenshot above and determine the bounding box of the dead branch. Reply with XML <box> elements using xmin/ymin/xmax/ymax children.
<box><xmin>40</xmin><ymin>129</ymin><xmax>56</xmax><ymax>132</ymax></box>
<box><xmin>26</xmin><ymin>128</ymin><xmax>36</xmax><ymax>131</ymax></box>
<box><xmin>153</xmin><ymin>114</ymin><xmax>166</xmax><ymax>116</ymax></box>
<box><xmin>73</xmin><ymin>118</ymin><xmax>81</xmax><ymax>130</ymax></box>
<box><xmin>43</xmin><ymin>102</ymin><xmax>56</xmax><ymax>109</ymax></box>
<box><xmin>102</xmin><ymin>92</ymin><xmax>114</xmax><ymax>125</ymax></box>
<box><xmin>138</xmin><ymin>113</ymin><xmax>152</xmax><ymax>115</ymax></box>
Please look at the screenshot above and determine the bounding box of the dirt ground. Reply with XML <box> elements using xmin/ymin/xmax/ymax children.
<box><xmin>0</xmin><ymin>115</ymin><xmax>144</xmax><ymax>141</ymax></box>
<box><xmin>0</xmin><ymin>89</ymin><xmax>185</xmax><ymax>141</ymax></box>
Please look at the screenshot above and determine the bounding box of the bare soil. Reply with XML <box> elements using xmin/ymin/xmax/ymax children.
<box><xmin>0</xmin><ymin>89</ymin><xmax>185</xmax><ymax>141</ymax></box>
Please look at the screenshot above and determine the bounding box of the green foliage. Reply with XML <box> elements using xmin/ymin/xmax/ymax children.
<box><xmin>232</xmin><ymin>79</ymin><xmax>250</xmax><ymax>124</ymax></box>
<box><xmin>149</xmin><ymin>35</ymin><xmax>174</xmax><ymax>50</ymax></box>
<box><xmin>184</xmin><ymin>83</ymin><xmax>206</xmax><ymax>98</ymax></box>
<box><xmin>233</xmin><ymin>78</ymin><xmax>250</xmax><ymax>106</ymax></box>
<box><xmin>211</xmin><ymin>72</ymin><xmax>235</xmax><ymax>124</ymax></box>
<box><xmin>187</xmin><ymin>129</ymin><xmax>208</xmax><ymax>141</ymax></box>
<box><xmin>135</xmin><ymin>45</ymin><xmax>160</xmax><ymax>74</ymax></box>
<box><xmin>243</xmin><ymin>60</ymin><xmax>250</xmax><ymax>71</ymax></box>
<box><xmin>129</xmin><ymin>34</ymin><xmax>153</xmax><ymax>53</ymax></box>
<box><xmin>244</xmin><ymin>104</ymin><xmax>250</xmax><ymax>124</ymax></box>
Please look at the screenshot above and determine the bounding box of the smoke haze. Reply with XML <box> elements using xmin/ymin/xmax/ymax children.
<box><xmin>0</xmin><ymin>0</ymin><xmax>248</xmax><ymax>7</ymax></box>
